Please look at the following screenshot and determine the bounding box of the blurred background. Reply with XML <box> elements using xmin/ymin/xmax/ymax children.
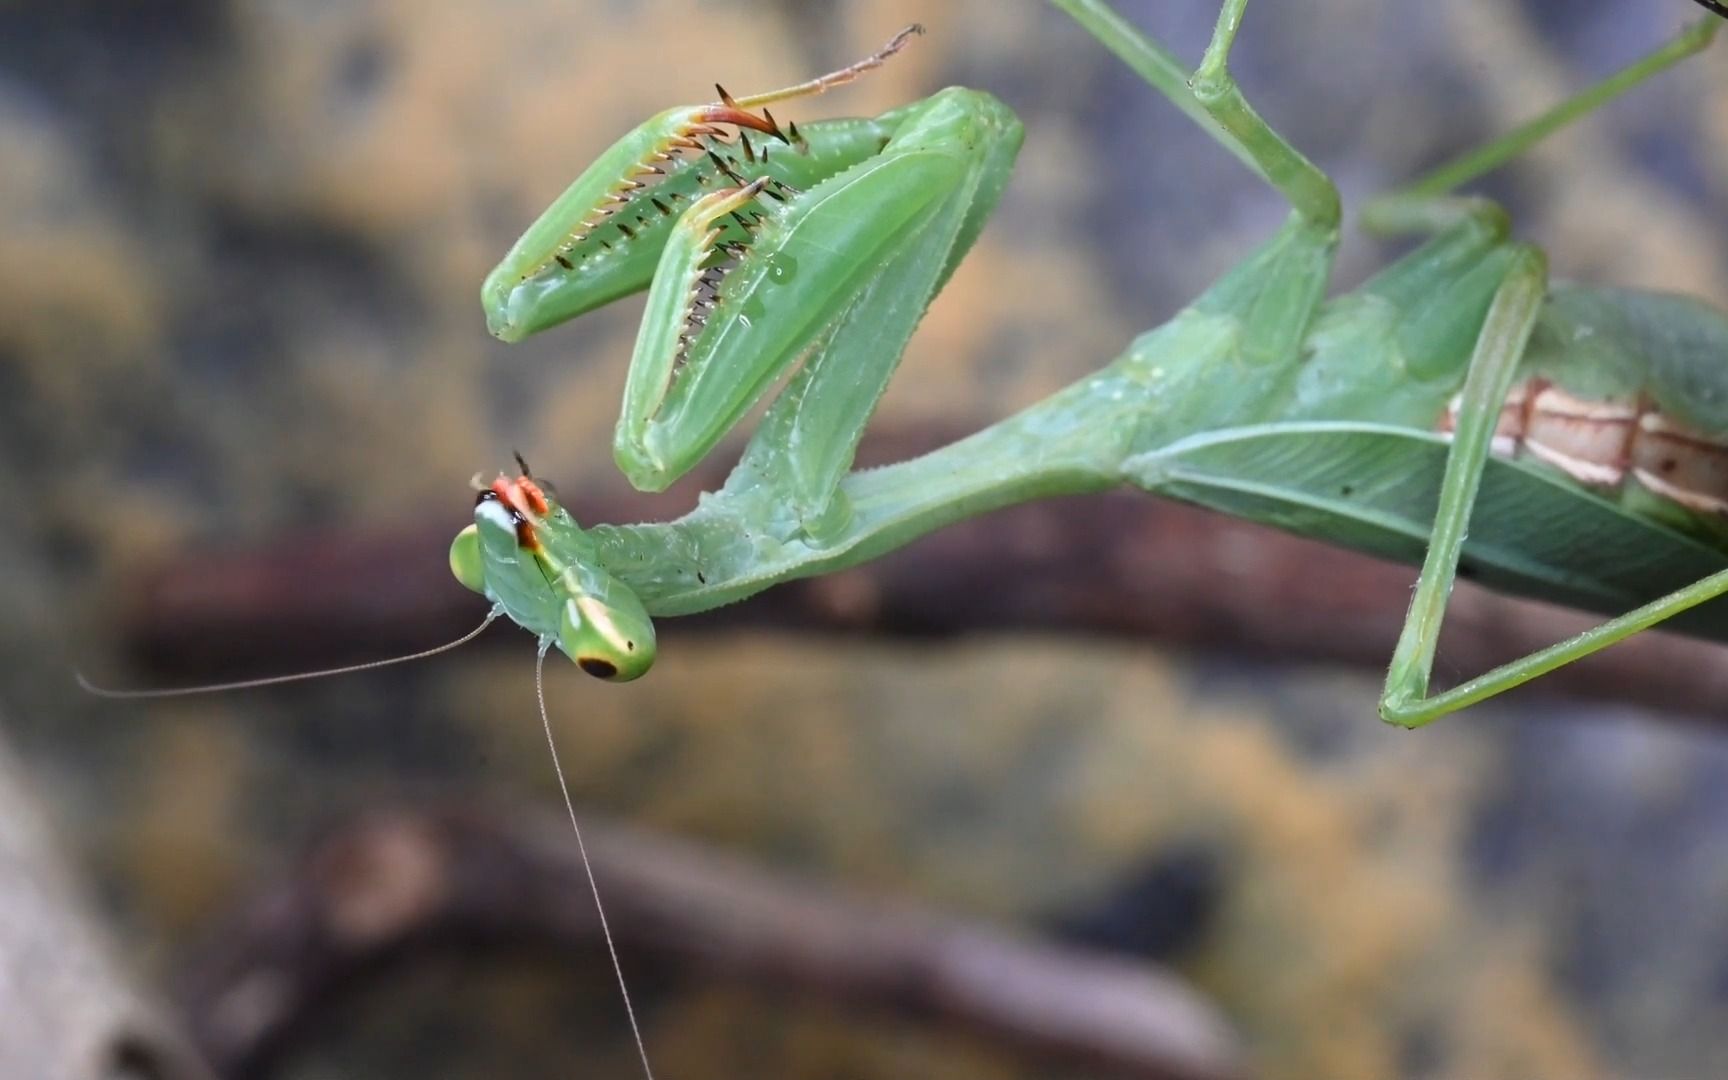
<box><xmin>4</xmin><ymin>0</ymin><xmax>1728</xmax><ymax>1077</ymax></box>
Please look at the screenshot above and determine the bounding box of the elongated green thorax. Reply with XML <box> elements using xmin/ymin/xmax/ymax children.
<box><xmin>450</xmin><ymin>474</ymin><xmax>656</xmax><ymax>680</ymax></box>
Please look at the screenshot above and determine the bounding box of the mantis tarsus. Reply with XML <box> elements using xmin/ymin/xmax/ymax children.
<box><xmin>464</xmin><ymin>0</ymin><xmax>1728</xmax><ymax>731</ymax></box>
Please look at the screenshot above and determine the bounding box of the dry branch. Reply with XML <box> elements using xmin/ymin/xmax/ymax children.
<box><xmin>116</xmin><ymin>427</ymin><xmax>1728</xmax><ymax>719</ymax></box>
<box><xmin>177</xmin><ymin>805</ymin><xmax>1242</xmax><ymax>1080</ymax></box>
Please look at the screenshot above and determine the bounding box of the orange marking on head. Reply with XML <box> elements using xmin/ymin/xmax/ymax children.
<box><xmin>517</xmin><ymin>477</ymin><xmax>552</xmax><ymax>516</ymax></box>
<box><xmin>490</xmin><ymin>475</ymin><xmax>546</xmax><ymax>549</ymax></box>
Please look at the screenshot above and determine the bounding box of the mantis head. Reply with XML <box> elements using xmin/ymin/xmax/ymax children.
<box><xmin>449</xmin><ymin>471</ymin><xmax>657</xmax><ymax>681</ymax></box>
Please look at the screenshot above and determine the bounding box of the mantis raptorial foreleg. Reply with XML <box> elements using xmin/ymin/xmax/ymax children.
<box><xmin>631</xmin><ymin>88</ymin><xmax>1021</xmax><ymax>536</ymax></box>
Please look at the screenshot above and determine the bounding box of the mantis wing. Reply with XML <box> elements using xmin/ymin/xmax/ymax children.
<box><xmin>1127</xmin><ymin>421</ymin><xmax>1728</xmax><ymax>636</ymax></box>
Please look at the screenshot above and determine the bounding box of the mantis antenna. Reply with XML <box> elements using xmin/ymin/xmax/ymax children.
<box><xmin>81</xmin><ymin>610</ymin><xmax>657</xmax><ymax>1080</ymax></box>
<box><xmin>81</xmin><ymin>609</ymin><xmax>657</xmax><ymax>1078</ymax></box>
<box><xmin>535</xmin><ymin>646</ymin><xmax>654</xmax><ymax>1080</ymax></box>
<box><xmin>79</xmin><ymin>593</ymin><xmax>654</xmax><ymax>1075</ymax></box>
<box><xmin>75</xmin><ymin>609</ymin><xmax>500</xmax><ymax>699</ymax></box>
<box><xmin>725</xmin><ymin>24</ymin><xmax>923</xmax><ymax>109</ymax></box>
<box><xmin>1694</xmin><ymin>0</ymin><xmax>1728</xmax><ymax>19</ymax></box>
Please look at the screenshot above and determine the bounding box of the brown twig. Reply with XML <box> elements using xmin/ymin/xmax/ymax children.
<box><xmin>117</xmin><ymin>426</ymin><xmax>1728</xmax><ymax>719</ymax></box>
<box><xmin>177</xmin><ymin>805</ymin><xmax>1243</xmax><ymax>1080</ymax></box>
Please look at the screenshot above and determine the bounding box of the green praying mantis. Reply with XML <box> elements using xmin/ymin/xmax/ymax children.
<box><xmin>457</xmin><ymin>0</ymin><xmax>1728</xmax><ymax>730</ymax></box>
<box><xmin>79</xmin><ymin>4</ymin><xmax>1728</xmax><ymax>1076</ymax></box>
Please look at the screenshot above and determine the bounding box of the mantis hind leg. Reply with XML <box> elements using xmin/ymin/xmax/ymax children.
<box><xmin>1055</xmin><ymin>0</ymin><xmax>1338</xmax><ymax>234</ymax></box>
<box><xmin>1366</xmin><ymin>21</ymin><xmax>1724</xmax><ymax>724</ymax></box>
<box><xmin>1057</xmin><ymin>0</ymin><xmax>1340</xmax><ymax>367</ymax></box>
<box><xmin>1380</xmin><ymin>246</ymin><xmax>1546</xmax><ymax>726</ymax></box>
<box><xmin>1362</xmin><ymin>16</ymin><xmax>1718</xmax><ymax>238</ymax></box>
<box><xmin>1375</xmin><ymin>244</ymin><xmax>1728</xmax><ymax>726</ymax></box>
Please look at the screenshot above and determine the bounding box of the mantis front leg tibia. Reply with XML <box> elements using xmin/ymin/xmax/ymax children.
<box><xmin>722</xmin><ymin>90</ymin><xmax>1020</xmax><ymax>538</ymax></box>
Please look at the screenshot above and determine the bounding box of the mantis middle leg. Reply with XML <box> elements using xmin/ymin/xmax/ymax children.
<box><xmin>1057</xmin><ymin>0</ymin><xmax>1341</xmax><ymax>370</ymax></box>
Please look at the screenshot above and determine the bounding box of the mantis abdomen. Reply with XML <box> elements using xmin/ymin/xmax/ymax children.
<box><xmin>1487</xmin><ymin>286</ymin><xmax>1728</xmax><ymax>527</ymax></box>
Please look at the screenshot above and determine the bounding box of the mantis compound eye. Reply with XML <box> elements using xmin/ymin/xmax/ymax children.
<box><xmin>559</xmin><ymin>591</ymin><xmax>657</xmax><ymax>682</ymax></box>
<box><xmin>449</xmin><ymin>524</ymin><xmax>486</xmax><ymax>594</ymax></box>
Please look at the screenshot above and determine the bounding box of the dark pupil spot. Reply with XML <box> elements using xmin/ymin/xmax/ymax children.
<box><xmin>579</xmin><ymin>657</ymin><xmax>619</xmax><ymax>679</ymax></box>
<box><xmin>475</xmin><ymin>489</ymin><xmax>500</xmax><ymax>506</ymax></box>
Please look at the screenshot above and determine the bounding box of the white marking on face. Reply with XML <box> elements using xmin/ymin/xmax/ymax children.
<box><xmin>476</xmin><ymin>498</ymin><xmax>517</xmax><ymax>534</ymax></box>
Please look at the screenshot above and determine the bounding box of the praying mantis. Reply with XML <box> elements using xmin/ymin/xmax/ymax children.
<box><xmin>77</xmin><ymin>5</ymin><xmax>1728</xmax><ymax>1077</ymax></box>
<box><xmin>459</xmin><ymin>0</ymin><xmax>1728</xmax><ymax>730</ymax></box>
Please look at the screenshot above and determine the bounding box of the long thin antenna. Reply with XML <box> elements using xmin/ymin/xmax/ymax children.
<box><xmin>729</xmin><ymin>24</ymin><xmax>923</xmax><ymax>109</ymax></box>
<box><xmin>76</xmin><ymin>610</ymin><xmax>500</xmax><ymax>699</ymax></box>
<box><xmin>535</xmin><ymin>646</ymin><xmax>654</xmax><ymax>1080</ymax></box>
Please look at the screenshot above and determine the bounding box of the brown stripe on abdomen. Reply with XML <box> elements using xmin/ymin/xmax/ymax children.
<box><xmin>1630</xmin><ymin>413</ymin><xmax>1728</xmax><ymax>515</ymax></box>
<box><xmin>1439</xmin><ymin>377</ymin><xmax>1728</xmax><ymax>516</ymax></box>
